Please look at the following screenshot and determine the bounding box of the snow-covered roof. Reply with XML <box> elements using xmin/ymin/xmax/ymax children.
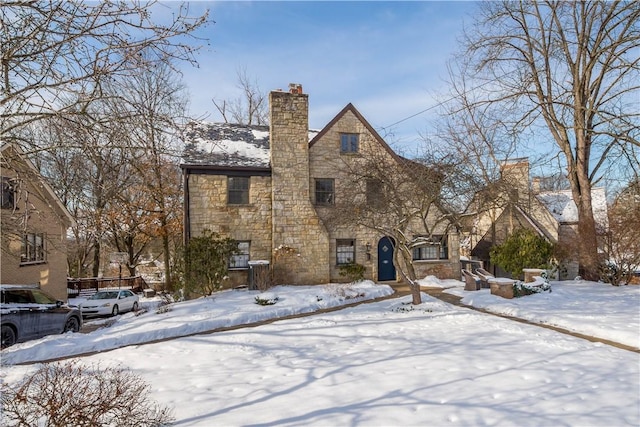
<box><xmin>181</xmin><ymin>122</ymin><xmax>270</xmax><ymax>168</ymax></box>
<box><xmin>181</xmin><ymin>121</ymin><xmax>320</xmax><ymax>168</ymax></box>
<box><xmin>536</xmin><ymin>187</ymin><xmax>608</xmax><ymax>227</ymax></box>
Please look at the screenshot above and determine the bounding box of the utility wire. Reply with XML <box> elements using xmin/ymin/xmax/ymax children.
<box><xmin>377</xmin><ymin>75</ymin><xmax>503</xmax><ymax>134</ymax></box>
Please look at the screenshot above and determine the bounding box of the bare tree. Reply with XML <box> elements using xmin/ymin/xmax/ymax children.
<box><xmin>1</xmin><ymin>0</ymin><xmax>210</xmax><ymax>142</ymax></box>
<box><xmin>434</xmin><ymin>62</ymin><xmax>524</xmax><ymax>211</ymax></box>
<box><xmin>324</xmin><ymin>136</ymin><xmax>456</xmax><ymax>305</ymax></box>
<box><xmin>106</xmin><ymin>58</ymin><xmax>186</xmax><ymax>291</ymax></box>
<box><xmin>456</xmin><ymin>1</ymin><xmax>640</xmax><ymax>280</ymax></box>
<box><xmin>604</xmin><ymin>179</ymin><xmax>640</xmax><ymax>285</ymax></box>
<box><xmin>1</xmin><ymin>361</ymin><xmax>173</xmax><ymax>427</ymax></box>
<box><xmin>29</xmin><ymin>134</ymin><xmax>94</xmax><ymax>277</ymax></box>
<box><xmin>212</xmin><ymin>67</ymin><xmax>268</xmax><ymax>125</ymax></box>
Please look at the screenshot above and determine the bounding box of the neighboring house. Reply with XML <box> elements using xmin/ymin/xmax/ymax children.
<box><xmin>463</xmin><ymin>158</ymin><xmax>608</xmax><ymax>279</ymax></box>
<box><xmin>181</xmin><ymin>84</ymin><xmax>460</xmax><ymax>287</ymax></box>
<box><xmin>1</xmin><ymin>143</ymin><xmax>74</xmax><ymax>301</ymax></box>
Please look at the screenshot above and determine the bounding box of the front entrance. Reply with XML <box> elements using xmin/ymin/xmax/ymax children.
<box><xmin>377</xmin><ymin>236</ymin><xmax>396</xmax><ymax>281</ymax></box>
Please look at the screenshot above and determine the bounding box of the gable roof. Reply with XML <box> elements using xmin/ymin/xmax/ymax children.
<box><xmin>309</xmin><ymin>103</ymin><xmax>401</xmax><ymax>162</ymax></box>
<box><xmin>1</xmin><ymin>142</ymin><xmax>74</xmax><ymax>227</ymax></box>
<box><xmin>180</xmin><ymin>103</ymin><xmax>405</xmax><ymax>172</ymax></box>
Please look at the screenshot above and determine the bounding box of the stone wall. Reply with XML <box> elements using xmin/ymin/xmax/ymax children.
<box><xmin>269</xmin><ymin>88</ymin><xmax>330</xmax><ymax>284</ymax></box>
<box><xmin>309</xmin><ymin>108</ymin><xmax>461</xmax><ymax>282</ymax></box>
<box><xmin>309</xmin><ymin>109</ymin><xmax>382</xmax><ymax>281</ymax></box>
<box><xmin>187</xmin><ymin>173</ymin><xmax>273</xmax><ymax>287</ymax></box>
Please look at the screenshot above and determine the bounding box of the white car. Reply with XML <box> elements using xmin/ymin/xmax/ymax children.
<box><xmin>80</xmin><ymin>290</ymin><xmax>139</xmax><ymax>317</ymax></box>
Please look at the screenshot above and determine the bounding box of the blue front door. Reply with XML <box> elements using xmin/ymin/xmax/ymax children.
<box><xmin>377</xmin><ymin>236</ymin><xmax>396</xmax><ymax>281</ymax></box>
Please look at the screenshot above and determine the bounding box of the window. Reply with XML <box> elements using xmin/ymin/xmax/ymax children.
<box><xmin>340</xmin><ymin>133</ymin><xmax>359</xmax><ymax>153</ymax></box>
<box><xmin>228</xmin><ymin>177</ymin><xmax>249</xmax><ymax>205</ymax></box>
<box><xmin>229</xmin><ymin>241</ymin><xmax>250</xmax><ymax>269</ymax></box>
<box><xmin>315</xmin><ymin>179</ymin><xmax>334</xmax><ymax>205</ymax></box>
<box><xmin>21</xmin><ymin>233</ymin><xmax>46</xmax><ymax>264</ymax></box>
<box><xmin>412</xmin><ymin>235</ymin><xmax>448</xmax><ymax>260</ymax></box>
<box><xmin>336</xmin><ymin>239</ymin><xmax>355</xmax><ymax>265</ymax></box>
<box><xmin>366</xmin><ymin>178</ymin><xmax>385</xmax><ymax>208</ymax></box>
<box><xmin>1</xmin><ymin>176</ymin><xmax>15</xmax><ymax>210</ymax></box>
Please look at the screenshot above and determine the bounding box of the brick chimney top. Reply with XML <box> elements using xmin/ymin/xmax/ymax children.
<box><xmin>288</xmin><ymin>83</ymin><xmax>303</xmax><ymax>94</ymax></box>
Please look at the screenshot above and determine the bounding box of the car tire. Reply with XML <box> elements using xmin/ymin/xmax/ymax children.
<box><xmin>112</xmin><ymin>305</ymin><xmax>119</xmax><ymax>316</ymax></box>
<box><xmin>1</xmin><ymin>325</ymin><xmax>17</xmax><ymax>348</ymax></box>
<box><xmin>132</xmin><ymin>301</ymin><xmax>139</xmax><ymax>312</ymax></box>
<box><xmin>64</xmin><ymin>317</ymin><xmax>80</xmax><ymax>333</ymax></box>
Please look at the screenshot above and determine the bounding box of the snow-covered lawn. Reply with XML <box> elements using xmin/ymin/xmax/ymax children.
<box><xmin>427</xmin><ymin>276</ymin><xmax>640</xmax><ymax>349</ymax></box>
<box><xmin>2</xmin><ymin>279</ymin><xmax>639</xmax><ymax>426</ymax></box>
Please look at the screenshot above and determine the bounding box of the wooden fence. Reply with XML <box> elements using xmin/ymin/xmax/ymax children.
<box><xmin>67</xmin><ymin>276</ymin><xmax>148</xmax><ymax>298</ymax></box>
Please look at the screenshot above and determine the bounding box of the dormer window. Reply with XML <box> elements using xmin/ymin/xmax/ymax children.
<box><xmin>340</xmin><ymin>133</ymin><xmax>359</xmax><ymax>153</ymax></box>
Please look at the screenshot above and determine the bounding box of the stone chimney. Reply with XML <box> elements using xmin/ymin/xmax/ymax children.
<box><xmin>500</xmin><ymin>158</ymin><xmax>530</xmax><ymax>203</ymax></box>
<box><xmin>532</xmin><ymin>177</ymin><xmax>542</xmax><ymax>194</ymax></box>
<box><xmin>268</xmin><ymin>84</ymin><xmax>329</xmax><ymax>284</ymax></box>
<box><xmin>269</xmin><ymin>83</ymin><xmax>310</xmax><ymax>201</ymax></box>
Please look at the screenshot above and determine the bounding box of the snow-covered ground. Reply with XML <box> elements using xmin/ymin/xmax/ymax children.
<box><xmin>2</xmin><ymin>279</ymin><xmax>639</xmax><ymax>426</ymax></box>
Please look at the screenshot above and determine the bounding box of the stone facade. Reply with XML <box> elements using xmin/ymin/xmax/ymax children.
<box><xmin>269</xmin><ymin>89</ymin><xmax>330</xmax><ymax>284</ymax></box>
<box><xmin>465</xmin><ymin>159</ymin><xmax>607</xmax><ymax>280</ymax></box>
<box><xmin>182</xmin><ymin>85</ymin><xmax>461</xmax><ymax>287</ymax></box>
<box><xmin>1</xmin><ymin>143</ymin><xmax>73</xmax><ymax>301</ymax></box>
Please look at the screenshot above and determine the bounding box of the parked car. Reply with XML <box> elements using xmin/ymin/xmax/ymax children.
<box><xmin>79</xmin><ymin>289</ymin><xmax>139</xmax><ymax>317</ymax></box>
<box><xmin>1</xmin><ymin>284</ymin><xmax>83</xmax><ymax>349</ymax></box>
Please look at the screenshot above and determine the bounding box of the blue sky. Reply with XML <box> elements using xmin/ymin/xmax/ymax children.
<box><xmin>176</xmin><ymin>1</ymin><xmax>479</xmax><ymax>156</ymax></box>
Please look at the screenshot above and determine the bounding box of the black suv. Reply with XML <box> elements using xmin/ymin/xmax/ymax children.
<box><xmin>1</xmin><ymin>285</ymin><xmax>83</xmax><ymax>348</ymax></box>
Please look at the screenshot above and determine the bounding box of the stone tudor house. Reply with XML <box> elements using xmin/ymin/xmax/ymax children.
<box><xmin>181</xmin><ymin>84</ymin><xmax>460</xmax><ymax>287</ymax></box>
<box><xmin>1</xmin><ymin>142</ymin><xmax>74</xmax><ymax>301</ymax></box>
<box><xmin>463</xmin><ymin>158</ymin><xmax>608</xmax><ymax>280</ymax></box>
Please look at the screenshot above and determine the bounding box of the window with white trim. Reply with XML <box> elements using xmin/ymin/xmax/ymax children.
<box><xmin>412</xmin><ymin>235</ymin><xmax>448</xmax><ymax>260</ymax></box>
<box><xmin>229</xmin><ymin>241</ymin><xmax>250</xmax><ymax>269</ymax></box>
<box><xmin>336</xmin><ymin>239</ymin><xmax>355</xmax><ymax>265</ymax></box>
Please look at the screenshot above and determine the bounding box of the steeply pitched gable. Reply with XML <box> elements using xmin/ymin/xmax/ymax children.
<box><xmin>309</xmin><ymin>103</ymin><xmax>401</xmax><ymax>162</ymax></box>
<box><xmin>0</xmin><ymin>142</ymin><xmax>74</xmax><ymax>227</ymax></box>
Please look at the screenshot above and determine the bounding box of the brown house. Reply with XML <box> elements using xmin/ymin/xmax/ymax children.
<box><xmin>181</xmin><ymin>84</ymin><xmax>460</xmax><ymax>287</ymax></box>
<box><xmin>1</xmin><ymin>143</ymin><xmax>74</xmax><ymax>301</ymax></box>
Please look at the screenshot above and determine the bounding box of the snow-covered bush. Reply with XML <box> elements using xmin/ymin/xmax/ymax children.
<box><xmin>156</xmin><ymin>292</ymin><xmax>174</xmax><ymax>314</ymax></box>
<box><xmin>255</xmin><ymin>292</ymin><xmax>279</xmax><ymax>306</ymax></box>
<box><xmin>323</xmin><ymin>283</ymin><xmax>365</xmax><ymax>300</ymax></box>
<box><xmin>512</xmin><ymin>274</ymin><xmax>552</xmax><ymax>297</ymax></box>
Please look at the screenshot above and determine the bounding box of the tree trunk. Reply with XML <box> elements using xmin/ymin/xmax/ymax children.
<box><xmin>567</xmin><ymin>135</ymin><xmax>601</xmax><ymax>281</ymax></box>
<box><xmin>92</xmin><ymin>242</ymin><xmax>100</xmax><ymax>278</ymax></box>
<box><xmin>574</xmin><ymin>191</ymin><xmax>600</xmax><ymax>281</ymax></box>
<box><xmin>162</xmin><ymin>233</ymin><xmax>172</xmax><ymax>292</ymax></box>
<box><xmin>395</xmin><ymin>244</ymin><xmax>422</xmax><ymax>305</ymax></box>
